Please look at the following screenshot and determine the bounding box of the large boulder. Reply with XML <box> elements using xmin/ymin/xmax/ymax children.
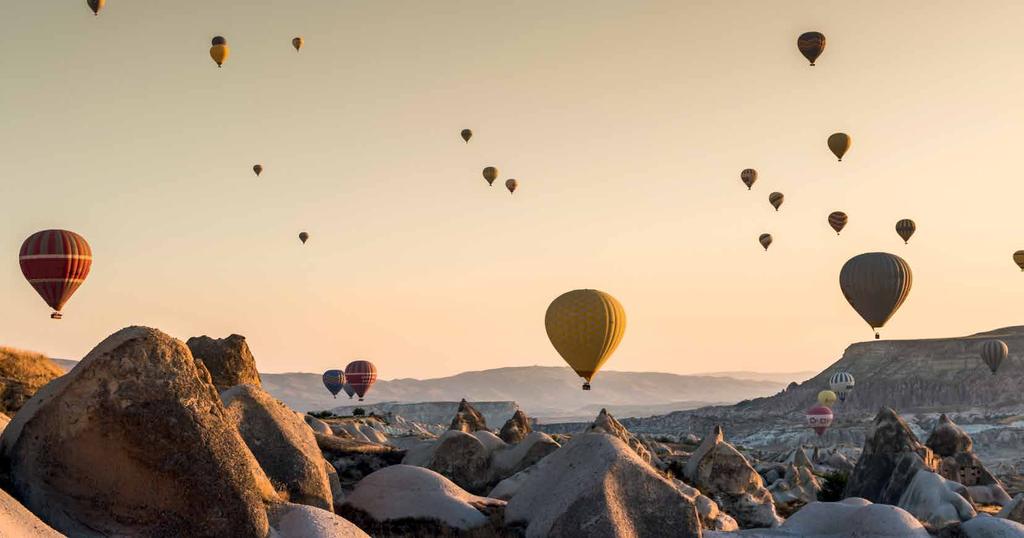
<box><xmin>304</xmin><ymin>414</ymin><xmax>334</xmax><ymax>435</ymax></box>
<box><xmin>504</xmin><ymin>432</ymin><xmax>702</xmax><ymax>538</ymax></box>
<box><xmin>0</xmin><ymin>327</ymin><xmax>277</xmax><ymax>537</ymax></box>
<box><xmin>683</xmin><ymin>425</ymin><xmax>783</xmax><ymax>528</ymax></box>
<box><xmin>268</xmin><ymin>503</ymin><xmax>369</xmax><ymax>538</ymax></box>
<box><xmin>0</xmin><ymin>488</ymin><xmax>62</xmax><ymax>537</ymax></box>
<box><xmin>768</xmin><ymin>463</ymin><xmax>821</xmax><ymax>516</ymax></box>
<box><xmin>897</xmin><ymin>470</ymin><xmax>975</xmax><ymax>530</ymax></box>
<box><xmin>449</xmin><ymin>399</ymin><xmax>489</xmax><ymax>433</ymax></box>
<box><xmin>960</xmin><ymin>515</ymin><xmax>1024</xmax><ymax>537</ymax></box>
<box><xmin>186</xmin><ymin>334</ymin><xmax>262</xmax><ymax>391</ymax></box>
<box><xmin>0</xmin><ymin>347</ymin><xmax>63</xmax><ymax>417</ymax></box>
<box><xmin>499</xmin><ymin>409</ymin><xmax>533</xmax><ymax>443</ymax></box>
<box><xmin>925</xmin><ymin>415</ymin><xmax>1010</xmax><ymax>507</ymax></box>
<box><xmin>927</xmin><ymin>414</ymin><xmax>974</xmax><ymax>457</ymax></box>
<box><xmin>752</xmin><ymin>498</ymin><xmax>931</xmax><ymax>537</ymax></box>
<box><xmin>843</xmin><ymin>407</ymin><xmax>941</xmax><ymax>504</ymax></box>
<box><xmin>490</xmin><ymin>431</ymin><xmax>560</xmax><ymax>479</ymax></box>
<box><xmin>586</xmin><ymin>408</ymin><xmax>657</xmax><ymax>466</ymax></box>
<box><xmin>341</xmin><ymin>465</ymin><xmax>505</xmax><ymax>534</ymax></box>
<box><xmin>403</xmin><ymin>430</ymin><xmax>491</xmax><ymax>493</ymax></box>
<box><xmin>222</xmin><ymin>384</ymin><xmax>334</xmax><ymax>511</ymax></box>
<box><xmin>674</xmin><ymin>478</ymin><xmax>739</xmax><ymax>531</ymax></box>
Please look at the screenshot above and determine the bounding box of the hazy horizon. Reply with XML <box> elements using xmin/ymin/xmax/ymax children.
<box><xmin>5</xmin><ymin>1</ymin><xmax>1024</xmax><ymax>379</ymax></box>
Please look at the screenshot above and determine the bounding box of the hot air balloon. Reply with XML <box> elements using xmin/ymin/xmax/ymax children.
<box><xmin>839</xmin><ymin>252</ymin><xmax>912</xmax><ymax>339</ymax></box>
<box><xmin>322</xmin><ymin>369</ymin><xmax>345</xmax><ymax>398</ymax></box>
<box><xmin>345</xmin><ymin>360</ymin><xmax>378</xmax><ymax>401</ymax></box>
<box><xmin>505</xmin><ymin>179</ymin><xmax>518</xmax><ymax>194</ymax></box>
<box><xmin>461</xmin><ymin>129</ymin><xmax>472</xmax><ymax>143</ymax></box>
<box><xmin>980</xmin><ymin>340</ymin><xmax>1008</xmax><ymax>375</ymax></box>
<box><xmin>210</xmin><ymin>36</ymin><xmax>229</xmax><ymax>67</ymax></box>
<box><xmin>545</xmin><ymin>289</ymin><xmax>626</xmax><ymax>390</ymax></box>
<box><xmin>769</xmin><ymin>192</ymin><xmax>784</xmax><ymax>211</ymax></box>
<box><xmin>896</xmin><ymin>219</ymin><xmax>916</xmax><ymax>244</ymax></box>
<box><xmin>1015</xmin><ymin>251</ymin><xmax>1024</xmax><ymax>272</ymax></box>
<box><xmin>292</xmin><ymin>37</ymin><xmax>304</xmax><ymax>52</ymax></box>
<box><xmin>759</xmin><ymin>233</ymin><xmax>773</xmax><ymax>251</ymax></box>
<box><xmin>342</xmin><ymin>383</ymin><xmax>356</xmax><ymax>399</ymax></box>
<box><xmin>253</xmin><ymin>164</ymin><xmax>263</xmax><ymax>177</ymax></box>
<box><xmin>806</xmin><ymin>405</ymin><xmax>833</xmax><ymax>436</ymax></box>
<box><xmin>20</xmin><ymin>229</ymin><xmax>92</xmax><ymax>319</ymax></box>
<box><xmin>797</xmin><ymin>32</ymin><xmax>826</xmax><ymax>66</ymax></box>
<box><xmin>87</xmin><ymin>0</ymin><xmax>104</xmax><ymax>16</ymax></box>
<box><xmin>299</xmin><ymin>232</ymin><xmax>309</xmax><ymax>244</ymax></box>
<box><xmin>741</xmin><ymin>169</ymin><xmax>757</xmax><ymax>190</ymax></box>
<box><xmin>828</xmin><ymin>211</ymin><xmax>848</xmax><ymax>235</ymax></box>
<box><xmin>482</xmin><ymin>167</ymin><xmax>498</xmax><ymax>186</ymax></box>
<box><xmin>828</xmin><ymin>133</ymin><xmax>851</xmax><ymax>161</ymax></box>
<box><xmin>817</xmin><ymin>390</ymin><xmax>838</xmax><ymax>407</ymax></box>
<box><xmin>829</xmin><ymin>371</ymin><xmax>855</xmax><ymax>402</ymax></box>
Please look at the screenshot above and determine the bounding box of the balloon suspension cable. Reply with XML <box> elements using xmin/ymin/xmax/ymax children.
<box><xmin>582</xmin><ymin>382</ymin><xmax>591</xmax><ymax>391</ymax></box>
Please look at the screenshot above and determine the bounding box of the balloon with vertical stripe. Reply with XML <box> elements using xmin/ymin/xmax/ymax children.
<box><xmin>839</xmin><ymin>252</ymin><xmax>912</xmax><ymax>339</ymax></box>
<box><xmin>828</xmin><ymin>371</ymin><xmax>855</xmax><ymax>402</ymax></box>
<box><xmin>769</xmin><ymin>192</ymin><xmax>784</xmax><ymax>211</ymax></box>
<box><xmin>345</xmin><ymin>360</ymin><xmax>378</xmax><ymax>401</ymax></box>
<box><xmin>896</xmin><ymin>219</ymin><xmax>916</xmax><ymax>244</ymax></box>
<box><xmin>322</xmin><ymin>370</ymin><xmax>346</xmax><ymax>398</ymax></box>
<box><xmin>980</xmin><ymin>340</ymin><xmax>1008</xmax><ymax>375</ymax></box>
<box><xmin>19</xmin><ymin>229</ymin><xmax>92</xmax><ymax>319</ymax></box>
<box><xmin>545</xmin><ymin>289</ymin><xmax>626</xmax><ymax>390</ymax></box>
<box><xmin>828</xmin><ymin>212</ymin><xmax>848</xmax><ymax>235</ymax></box>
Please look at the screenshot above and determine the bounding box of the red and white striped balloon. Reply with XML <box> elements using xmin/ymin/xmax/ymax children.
<box><xmin>19</xmin><ymin>230</ymin><xmax>92</xmax><ymax>319</ymax></box>
<box><xmin>345</xmin><ymin>360</ymin><xmax>378</xmax><ymax>401</ymax></box>
<box><xmin>806</xmin><ymin>405</ymin><xmax>834</xmax><ymax>436</ymax></box>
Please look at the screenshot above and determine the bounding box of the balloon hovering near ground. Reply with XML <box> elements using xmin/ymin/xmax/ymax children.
<box><xmin>345</xmin><ymin>360</ymin><xmax>378</xmax><ymax>401</ymax></box>
<box><xmin>342</xmin><ymin>383</ymin><xmax>356</xmax><ymax>399</ymax></box>
<box><xmin>817</xmin><ymin>390</ymin><xmax>837</xmax><ymax>407</ymax></box>
<box><xmin>829</xmin><ymin>371</ymin><xmax>855</xmax><ymax>402</ymax></box>
<box><xmin>322</xmin><ymin>370</ymin><xmax>345</xmax><ymax>398</ymax></box>
<box><xmin>828</xmin><ymin>212</ymin><xmax>848</xmax><ymax>235</ymax></box>
<box><xmin>482</xmin><ymin>167</ymin><xmax>498</xmax><ymax>186</ymax></box>
<box><xmin>895</xmin><ymin>219</ymin><xmax>916</xmax><ymax>244</ymax></box>
<box><xmin>20</xmin><ymin>229</ymin><xmax>92</xmax><ymax>320</ymax></box>
<box><xmin>828</xmin><ymin>133</ymin><xmax>851</xmax><ymax>161</ymax></box>
<box><xmin>505</xmin><ymin>179</ymin><xmax>518</xmax><ymax>194</ymax></box>
<box><xmin>292</xmin><ymin>37</ymin><xmax>304</xmax><ymax>52</ymax></box>
<box><xmin>806</xmin><ymin>405</ymin><xmax>833</xmax><ymax>436</ymax></box>
<box><xmin>253</xmin><ymin>164</ymin><xmax>263</xmax><ymax>177</ymax></box>
<box><xmin>210</xmin><ymin>36</ymin><xmax>229</xmax><ymax>67</ymax></box>
<box><xmin>759</xmin><ymin>233</ymin><xmax>773</xmax><ymax>251</ymax></box>
<box><xmin>839</xmin><ymin>252</ymin><xmax>912</xmax><ymax>339</ymax></box>
<box><xmin>1014</xmin><ymin>251</ymin><xmax>1024</xmax><ymax>271</ymax></box>
<box><xmin>545</xmin><ymin>289</ymin><xmax>626</xmax><ymax>390</ymax></box>
<box><xmin>769</xmin><ymin>192</ymin><xmax>784</xmax><ymax>211</ymax></box>
<box><xmin>797</xmin><ymin>32</ymin><xmax>826</xmax><ymax>66</ymax></box>
<box><xmin>87</xmin><ymin>0</ymin><xmax>104</xmax><ymax>16</ymax></box>
<box><xmin>980</xmin><ymin>340</ymin><xmax>1008</xmax><ymax>375</ymax></box>
<box><xmin>298</xmin><ymin>232</ymin><xmax>309</xmax><ymax>244</ymax></box>
<box><xmin>460</xmin><ymin>129</ymin><xmax>472</xmax><ymax>143</ymax></box>
<box><xmin>741</xmin><ymin>169</ymin><xmax>757</xmax><ymax>190</ymax></box>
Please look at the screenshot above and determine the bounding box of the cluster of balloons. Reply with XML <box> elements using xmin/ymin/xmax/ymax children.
<box><xmin>804</xmin><ymin>371</ymin><xmax>856</xmax><ymax>437</ymax></box>
<box><xmin>322</xmin><ymin>360</ymin><xmax>378</xmax><ymax>402</ymax></box>
<box><xmin>462</xmin><ymin>130</ymin><xmax>519</xmax><ymax>194</ymax></box>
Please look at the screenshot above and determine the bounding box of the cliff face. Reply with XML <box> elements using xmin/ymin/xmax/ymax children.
<box><xmin>330</xmin><ymin>401</ymin><xmax>520</xmax><ymax>429</ymax></box>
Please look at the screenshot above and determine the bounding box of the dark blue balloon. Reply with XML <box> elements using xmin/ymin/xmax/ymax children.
<box><xmin>322</xmin><ymin>369</ymin><xmax>345</xmax><ymax>397</ymax></box>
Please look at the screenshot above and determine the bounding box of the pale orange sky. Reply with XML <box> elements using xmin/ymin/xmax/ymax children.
<box><xmin>2</xmin><ymin>1</ymin><xmax>1024</xmax><ymax>378</ymax></box>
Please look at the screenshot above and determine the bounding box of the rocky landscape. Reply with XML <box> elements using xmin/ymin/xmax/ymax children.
<box><xmin>4</xmin><ymin>326</ymin><xmax>1024</xmax><ymax>536</ymax></box>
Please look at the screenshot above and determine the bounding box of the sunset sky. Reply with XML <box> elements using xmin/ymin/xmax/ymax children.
<box><xmin>3</xmin><ymin>1</ymin><xmax>1024</xmax><ymax>379</ymax></box>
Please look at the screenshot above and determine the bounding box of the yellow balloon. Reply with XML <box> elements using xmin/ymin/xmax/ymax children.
<box><xmin>545</xmin><ymin>289</ymin><xmax>626</xmax><ymax>390</ymax></box>
<box><xmin>818</xmin><ymin>390</ymin><xmax>837</xmax><ymax>407</ymax></box>
<box><xmin>210</xmin><ymin>37</ymin><xmax>230</xmax><ymax>67</ymax></box>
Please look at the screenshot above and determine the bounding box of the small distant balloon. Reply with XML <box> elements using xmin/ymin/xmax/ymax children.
<box><xmin>806</xmin><ymin>405</ymin><xmax>833</xmax><ymax>436</ymax></box>
<box><xmin>797</xmin><ymin>32</ymin><xmax>826</xmax><ymax>66</ymax></box>
<box><xmin>461</xmin><ymin>129</ymin><xmax>473</xmax><ymax>143</ymax></box>
<box><xmin>292</xmin><ymin>37</ymin><xmax>304</xmax><ymax>52</ymax></box>
<box><xmin>829</xmin><ymin>371</ymin><xmax>855</xmax><ymax>402</ymax></box>
<box><xmin>769</xmin><ymin>192</ymin><xmax>784</xmax><ymax>211</ymax></box>
<box><xmin>505</xmin><ymin>178</ymin><xmax>518</xmax><ymax>194</ymax></box>
<box><xmin>817</xmin><ymin>390</ymin><xmax>837</xmax><ymax>407</ymax></box>
<box><xmin>895</xmin><ymin>219</ymin><xmax>916</xmax><ymax>244</ymax></box>
<box><xmin>253</xmin><ymin>164</ymin><xmax>263</xmax><ymax>177</ymax></box>
<box><xmin>210</xmin><ymin>36</ymin><xmax>229</xmax><ymax>68</ymax></box>
<box><xmin>299</xmin><ymin>232</ymin><xmax>309</xmax><ymax>244</ymax></box>
<box><xmin>482</xmin><ymin>167</ymin><xmax>498</xmax><ymax>186</ymax></box>
<box><xmin>828</xmin><ymin>211</ymin><xmax>848</xmax><ymax>235</ymax></box>
<box><xmin>980</xmin><ymin>340</ymin><xmax>1008</xmax><ymax>375</ymax></box>
<box><xmin>345</xmin><ymin>360</ymin><xmax>378</xmax><ymax>401</ymax></box>
<box><xmin>759</xmin><ymin>233</ymin><xmax>773</xmax><ymax>251</ymax></box>
<box><xmin>741</xmin><ymin>169</ymin><xmax>757</xmax><ymax>190</ymax></box>
<box><xmin>322</xmin><ymin>370</ymin><xmax>345</xmax><ymax>398</ymax></box>
<box><xmin>828</xmin><ymin>133</ymin><xmax>851</xmax><ymax>161</ymax></box>
<box><xmin>87</xmin><ymin>0</ymin><xmax>104</xmax><ymax>16</ymax></box>
<box><xmin>342</xmin><ymin>383</ymin><xmax>356</xmax><ymax>399</ymax></box>
<box><xmin>1014</xmin><ymin>251</ymin><xmax>1024</xmax><ymax>271</ymax></box>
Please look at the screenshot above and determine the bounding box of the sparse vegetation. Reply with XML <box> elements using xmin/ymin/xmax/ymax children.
<box><xmin>308</xmin><ymin>410</ymin><xmax>336</xmax><ymax>419</ymax></box>
<box><xmin>817</xmin><ymin>471</ymin><xmax>848</xmax><ymax>502</ymax></box>
<box><xmin>353</xmin><ymin>408</ymin><xmax>366</xmax><ymax>417</ymax></box>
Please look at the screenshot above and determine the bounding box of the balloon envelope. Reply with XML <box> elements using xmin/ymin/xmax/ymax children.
<box><xmin>345</xmin><ymin>360</ymin><xmax>378</xmax><ymax>401</ymax></box>
<box><xmin>342</xmin><ymin>383</ymin><xmax>356</xmax><ymax>399</ymax></box>
<box><xmin>461</xmin><ymin>129</ymin><xmax>472</xmax><ymax>143</ymax></box>
<box><xmin>299</xmin><ymin>232</ymin><xmax>309</xmax><ymax>244</ymax></box>
<box><xmin>253</xmin><ymin>164</ymin><xmax>263</xmax><ymax>176</ymax></box>
<box><xmin>797</xmin><ymin>32</ymin><xmax>826</xmax><ymax>65</ymax></box>
<box><xmin>1015</xmin><ymin>251</ymin><xmax>1024</xmax><ymax>272</ymax></box>
<box><xmin>322</xmin><ymin>370</ymin><xmax>345</xmax><ymax>397</ymax></box>
<box><xmin>87</xmin><ymin>0</ymin><xmax>104</xmax><ymax>15</ymax></box>
<box><xmin>20</xmin><ymin>229</ymin><xmax>92</xmax><ymax>319</ymax></box>
<box><xmin>741</xmin><ymin>169</ymin><xmax>757</xmax><ymax>190</ymax></box>
<box><xmin>806</xmin><ymin>405</ymin><xmax>833</xmax><ymax>436</ymax></box>
<box><xmin>828</xmin><ymin>212</ymin><xmax>848</xmax><ymax>235</ymax></box>
<box><xmin>545</xmin><ymin>289</ymin><xmax>626</xmax><ymax>390</ymax></box>
<box><xmin>817</xmin><ymin>390</ymin><xmax>837</xmax><ymax>407</ymax></box>
<box><xmin>839</xmin><ymin>252</ymin><xmax>912</xmax><ymax>338</ymax></box>
<box><xmin>980</xmin><ymin>340</ymin><xmax>1008</xmax><ymax>375</ymax></box>
<box><xmin>483</xmin><ymin>167</ymin><xmax>498</xmax><ymax>186</ymax></box>
<box><xmin>769</xmin><ymin>192</ymin><xmax>784</xmax><ymax>211</ymax></box>
<box><xmin>210</xmin><ymin>37</ymin><xmax>229</xmax><ymax>67</ymax></box>
<box><xmin>759</xmin><ymin>234</ymin><xmax>772</xmax><ymax>251</ymax></box>
<box><xmin>829</xmin><ymin>371</ymin><xmax>855</xmax><ymax>402</ymax></box>
<box><xmin>292</xmin><ymin>37</ymin><xmax>304</xmax><ymax>51</ymax></box>
<box><xmin>828</xmin><ymin>133</ymin><xmax>851</xmax><ymax>161</ymax></box>
<box><xmin>896</xmin><ymin>219</ymin><xmax>916</xmax><ymax>244</ymax></box>
<box><xmin>505</xmin><ymin>179</ymin><xmax>518</xmax><ymax>194</ymax></box>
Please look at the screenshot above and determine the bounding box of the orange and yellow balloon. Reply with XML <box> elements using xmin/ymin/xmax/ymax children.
<box><xmin>545</xmin><ymin>289</ymin><xmax>626</xmax><ymax>390</ymax></box>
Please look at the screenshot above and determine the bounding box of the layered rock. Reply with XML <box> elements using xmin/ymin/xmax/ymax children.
<box><xmin>844</xmin><ymin>407</ymin><xmax>941</xmax><ymax>504</ymax></box>
<box><xmin>0</xmin><ymin>327</ymin><xmax>277</xmax><ymax>537</ymax></box>
<box><xmin>768</xmin><ymin>463</ymin><xmax>821</xmax><ymax>516</ymax></box>
<box><xmin>499</xmin><ymin>409</ymin><xmax>533</xmax><ymax>443</ymax></box>
<box><xmin>683</xmin><ymin>425</ymin><xmax>782</xmax><ymax>528</ymax></box>
<box><xmin>222</xmin><ymin>384</ymin><xmax>333</xmax><ymax>510</ymax></box>
<box><xmin>449</xmin><ymin>399</ymin><xmax>489</xmax><ymax>433</ymax></box>
<box><xmin>0</xmin><ymin>347</ymin><xmax>63</xmax><ymax>417</ymax></box>
<box><xmin>504</xmin><ymin>433</ymin><xmax>702</xmax><ymax>537</ymax></box>
<box><xmin>186</xmin><ymin>334</ymin><xmax>261</xmax><ymax>391</ymax></box>
<box><xmin>926</xmin><ymin>414</ymin><xmax>1010</xmax><ymax>507</ymax></box>
<box><xmin>897</xmin><ymin>470</ymin><xmax>975</xmax><ymax>530</ymax></box>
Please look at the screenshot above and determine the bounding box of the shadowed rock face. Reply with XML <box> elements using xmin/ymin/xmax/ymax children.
<box><xmin>926</xmin><ymin>414</ymin><xmax>973</xmax><ymax>457</ymax></box>
<box><xmin>586</xmin><ymin>408</ymin><xmax>657</xmax><ymax>466</ymax></box>
<box><xmin>844</xmin><ymin>407</ymin><xmax>940</xmax><ymax>505</ymax></box>
<box><xmin>499</xmin><ymin>409</ymin><xmax>533</xmax><ymax>443</ymax></box>
<box><xmin>449</xmin><ymin>399</ymin><xmax>489</xmax><ymax>433</ymax></box>
<box><xmin>0</xmin><ymin>348</ymin><xmax>63</xmax><ymax>417</ymax></box>
<box><xmin>186</xmin><ymin>334</ymin><xmax>262</xmax><ymax>392</ymax></box>
<box><xmin>0</xmin><ymin>327</ymin><xmax>277</xmax><ymax>538</ymax></box>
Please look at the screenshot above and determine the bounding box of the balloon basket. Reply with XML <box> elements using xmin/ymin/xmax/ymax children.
<box><xmin>582</xmin><ymin>382</ymin><xmax>591</xmax><ymax>391</ymax></box>
<box><xmin>50</xmin><ymin>312</ymin><xmax>63</xmax><ymax>320</ymax></box>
